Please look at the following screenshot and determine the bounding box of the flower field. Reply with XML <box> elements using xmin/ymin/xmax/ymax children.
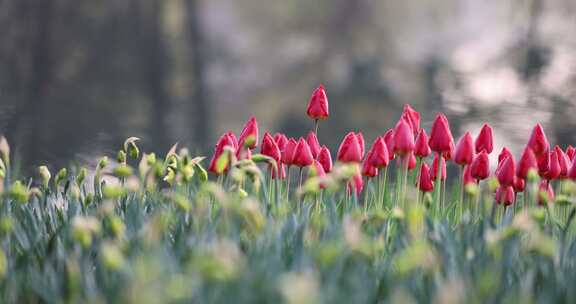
<box><xmin>1</xmin><ymin>85</ymin><xmax>576</xmax><ymax>303</ymax></box>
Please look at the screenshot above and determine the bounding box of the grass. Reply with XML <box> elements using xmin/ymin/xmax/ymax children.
<box><xmin>0</xmin><ymin>138</ymin><xmax>576</xmax><ymax>304</ymax></box>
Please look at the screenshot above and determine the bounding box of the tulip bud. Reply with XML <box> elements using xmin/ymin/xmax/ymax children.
<box><xmin>527</xmin><ymin>123</ymin><xmax>549</xmax><ymax>156</ymax></box>
<box><xmin>538</xmin><ymin>181</ymin><xmax>554</xmax><ymax>205</ymax></box>
<box><xmin>543</xmin><ymin>150</ymin><xmax>560</xmax><ymax>180</ymax></box>
<box><xmin>401</xmin><ymin>104</ymin><xmax>420</xmax><ymax>137</ymax></box>
<box><xmin>428</xmin><ymin>114</ymin><xmax>454</xmax><ymax>154</ymax></box>
<box><xmin>517</xmin><ymin>147</ymin><xmax>537</xmax><ymax>179</ymax></box>
<box><xmin>306</xmin><ymin>131</ymin><xmax>321</xmax><ymax>159</ymax></box>
<box><xmin>463</xmin><ymin>165</ymin><xmax>475</xmax><ymax>186</ymax></box>
<box><xmin>337</xmin><ymin>132</ymin><xmax>363</xmax><ymax>163</ymax></box>
<box><xmin>261</xmin><ymin>132</ymin><xmax>281</xmax><ymax>163</ymax></box>
<box><xmin>496</xmin><ymin>155</ymin><xmax>515</xmax><ymax>187</ymax></box>
<box><xmin>566</xmin><ymin>145</ymin><xmax>575</xmax><ymax>161</ymax></box>
<box><xmin>54</xmin><ymin>168</ymin><xmax>68</xmax><ymax>189</ymax></box>
<box><xmin>347</xmin><ymin>172</ymin><xmax>364</xmax><ymax>198</ymax></box>
<box><xmin>209</xmin><ymin>133</ymin><xmax>237</xmax><ymax>175</ymax></box>
<box><xmin>555</xmin><ymin>146</ymin><xmax>570</xmax><ymax>178</ymax></box>
<box><xmin>495</xmin><ymin>186</ymin><xmax>515</xmax><ymax>206</ymax></box>
<box><xmin>418</xmin><ymin>163</ymin><xmax>434</xmax><ymax>192</ymax></box>
<box><xmin>38</xmin><ymin>166</ymin><xmax>51</xmax><ymax>189</ymax></box>
<box><xmin>274</xmin><ymin>133</ymin><xmax>288</xmax><ymax>151</ymax></box>
<box><xmin>393</xmin><ymin>119</ymin><xmax>415</xmax><ymax>156</ymax></box>
<box><xmin>117</xmin><ymin>150</ymin><xmax>127</xmax><ymax>164</ymax></box>
<box><xmin>475</xmin><ymin>124</ymin><xmax>493</xmax><ymax>154</ymax></box>
<box><xmin>356</xmin><ymin>132</ymin><xmax>365</xmax><ymax>158</ymax></box>
<box><xmin>431</xmin><ymin>154</ymin><xmax>446</xmax><ymax>181</ymax></box>
<box><xmin>383</xmin><ymin>129</ymin><xmax>396</xmax><ymax>161</ymax></box>
<box><xmin>568</xmin><ymin>158</ymin><xmax>576</xmax><ymax>181</ymax></box>
<box><xmin>0</xmin><ymin>136</ymin><xmax>9</xmax><ymax>166</ymax></box>
<box><xmin>454</xmin><ymin>132</ymin><xmax>474</xmax><ymax>165</ymax></box>
<box><xmin>77</xmin><ymin>167</ymin><xmax>88</xmax><ymax>186</ymax></box>
<box><xmin>367</xmin><ymin>137</ymin><xmax>389</xmax><ymax>168</ymax></box>
<box><xmin>361</xmin><ymin>158</ymin><xmax>378</xmax><ymax>178</ymax></box>
<box><xmin>306</xmin><ymin>84</ymin><xmax>329</xmax><ymax>120</ymax></box>
<box><xmin>9</xmin><ymin>181</ymin><xmax>29</xmax><ymax>204</ymax></box>
<box><xmin>470</xmin><ymin>151</ymin><xmax>490</xmax><ymax>181</ymax></box>
<box><xmin>292</xmin><ymin>138</ymin><xmax>314</xmax><ymax>168</ymax></box>
<box><xmin>414</xmin><ymin>129</ymin><xmax>431</xmax><ymax>158</ymax></box>
<box><xmin>317</xmin><ymin>146</ymin><xmax>333</xmax><ymax>173</ymax></box>
<box><xmin>98</xmin><ymin>156</ymin><xmax>109</xmax><ymax>171</ymax></box>
<box><xmin>282</xmin><ymin>138</ymin><xmax>298</xmax><ymax>166</ymax></box>
<box><xmin>238</xmin><ymin>117</ymin><xmax>259</xmax><ymax>149</ymax></box>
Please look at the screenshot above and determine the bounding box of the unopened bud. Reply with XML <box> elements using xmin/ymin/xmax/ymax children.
<box><xmin>38</xmin><ymin>166</ymin><xmax>51</xmax><ymax>189</ymax></box>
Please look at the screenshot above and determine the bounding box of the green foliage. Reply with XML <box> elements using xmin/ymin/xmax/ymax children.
<box><xmin>0</xmin><ymin>139</ymin><xmax>576</xmax><ymax>303</ymax></box>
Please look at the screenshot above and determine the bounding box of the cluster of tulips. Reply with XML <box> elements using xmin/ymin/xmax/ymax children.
<box><xmin>207</xmin><ymin>84</ymin><xmax>576</xmax><ymax>216</ymax></box>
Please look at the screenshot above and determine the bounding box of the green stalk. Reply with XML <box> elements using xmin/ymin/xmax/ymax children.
<box><xmin>457</xmin><ymin>165</ymin><xmax>465</xmax><ymax>222</ymax></box>
<box><xmin>433</xmin><ymin>152</ymin><xmax>442</xmax><ymax>219</ymax></box>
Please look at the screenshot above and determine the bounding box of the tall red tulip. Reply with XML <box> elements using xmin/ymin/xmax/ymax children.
<box><xmin>408</xmin><ymin>152</ymin><xmax>417</xmax><ymax>170</ymax></box>
<box><xmin>513</xmin><ymin>177</ymin><xmax>525</xmax><ymax>193</ymax></box>
<box><xmin>368</xmin><ymin>137</ymin><xmax>389</xmax><ymax>168</ymax></box>
<box><xmin>226</xmin><ymin>132</ymin><xmax>239</xmax><ymax>150</ymax></box>
<box><xmin>383</xmin><ymin>129</ymin><xmax>395</xmax><ymax>161</ymax></box>
<box><xmin>274</xmin><ymin>133</ymin><xmax>288</xmax><ymax>151</ymax></box>
<box><xmin>414</xmin><ymin>129</ymin><xmax>431</xmax><ymax>158</ymax></box>
<box><xmin>431</xmin><ymin>153</ymin><xmax>446</xmax><ymax>181</ymax></box>
<box><xmin>292</xmin><ymin>138</ymin><xmax>314</xmax><ymax>167</ymax></box>
<box><xmin>475</xmin><ymin>124</ymin><xmax>494</xmax><ymax>154</ymax></box>
<box><xmin>429</xmin><ymin>113</ymin><xmax>454</xmax><ymax>154</ymax></box>
<box><xmin>306</xmin><ymin>131</ymin><xmax>321</xmax><ymax>159</ymax></box>
<box><xmin>317</xmin><ymin>146</ymin><xmax>333</xmax><ymax>173</ymax></box>
<box><xmin>463</xmin><ymin>165</ymin><xmax>475</xmax><ymax>185</ymax></box>
<box><xmin>418</xmin><ymin>162</ymin><xmax>434</xmax><ymax>192</ymax></box>
<box><xmin>498</xmin><ymin>147</ymin><xmax>513</xmax><ymax>164</ymax></box>
<box><xmin>543</xmin><ymin>150</ymin><xmax>561</xmax><ymax>180</ymax></box>
<box><xmin>537</xmin><ymin>152</ymin><xmax>550</xmax><ymax>178</ymax></box>
<box><xmin>347</xmin><ymin>172</ymin><xmax>364</xmax><ymax>198</ymax></box>
<box><xmin>496</xmin><ymin>186</ymin><xmax>515</xmax><ymax>206</ymax></box>
<box><xmin>555</xmin><ymin>146</ymin><xmax>570</xmax><ymax>178</ymax></box>
<box><xmin>497</xmin><ymin>155</ymin><xmax>515</xmax><ymax>187</ymax></box>
<box><xmin>393</xmin><ymin>119</ymin><xmax>415</xmax><ymax>156</ymax></box>
<box><xmin>238</xmin><ymin>117</ymin><xmax>259</xmax><ymax>149</ymax></box>
<box><xmin>282</xmin><ymin>138</ymin><xmax>298</xmax><ymax>166</ymax></box>
<box><xmin>261</xmin><ymin>132</ymin><xmax>281</xmax><ymax>163</ymax></box>
<box><xmin>517</xmin><ymin>146</ymin><xmax>537</xmax><ymax>179</ymax></box>
<box><xmin>566</xmin><ymin>145</ymin><xmax>575</xmax><ymax>161</ymax></box>
<box><xmin>356</xmin><ymin>132</ymin><xmax>365</xmax><ymax>158</ymax></box>
<box><xmin>401</xmin><ymin>104</ymin><xmax>420</xmax><ymax>136</ymax></box>
<box><xmin>361</xmin><ymin>158</ymin><xmax>378</xmax><ymax>178</ymax></box>
<box><xmin>527</xmin><ymin>123</ymin><xmax>549</xmax><ymax>156</ymax></box>
<box><xmin>454</xmin><ymin>132</ymin><xmax>474</xmax><ymax>165</ymax></box>
<box><xmin>208</xmin><ymin>133</ymin><xmax>237</xmax><ymax>174</ymax></box>
<box><xmin>306</xmin><ymin>84</ymin><xmax>329</xmax><ymax>120</ymax></box>
<box><xmin>337</xmin><ymin>132</ymin><xmax>363</xmax><ymax>163</ymax></box>
<box><xmin>470</xmin><ymin>151</ymin><xmax>490</xmax><ymax>181</ymax></box>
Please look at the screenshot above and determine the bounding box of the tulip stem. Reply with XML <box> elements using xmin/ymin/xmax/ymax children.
<box><xmin>458</xmin><ymin>165</ymin><xmax>465</xmax><ymax>222</ymax></box>
<box><xmin>401</xmin><ymin>156</ymin><xmax>409</xmax><ymax>209</ymax></box>
<box><xmin>314</xmin><ymin>119</ymin><xmax>319</xmax><ymax>136</ymax></box>
<box><xmin>286</xmin><ymin>166</ymin><xmax>291</xmax><ymax>202</ymax></box>
<box><xmin>433</xmin><ymin>153</ymin><xmax>442</xmax><ymax>218</ymax></box>
<box><xmin>381</xmin><ymin>167</ymin><xmax>388</xmax><ymax>209</ymax></box>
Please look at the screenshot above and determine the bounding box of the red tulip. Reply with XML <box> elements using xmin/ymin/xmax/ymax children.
<box><xmin>568</xmin><ymin>158</ymin><xmax>576</xmax><ymax>180</ymax></box>
<box><xmin>317</xmin><ymin>146</ymin><xmax>333</xmax><ymax>173</ymax></box>
<box><xmin>429</xmin><ymin>113</ymin><xmax>454</xmax><ymax>154</ymax></box>
<box><xmin>383</xmin><ymin>129</ymin><xmax>395</xmax><ymax>161</ymax></box>
<box><xmin>306</xmin><ymin>84</ymin><xmax>329</xmax><ymax>120</ymax></box>
<box><xmin>431</xmin><ymin>153</ymin><xmax>446</xmax><ymax>181</ymax></box>
<box><xmin>475</xmin><ymin>123</ymin><xmax>494</xmax><ymax>154</ymax></box>
<box><xmin>306</xmin><ymin>131</ymin><xmax>321</xmax><ymax>159</ymax></box>
<box><xmin>470</xmin><ymin>151</ymin><xmax>490</xmax><ymax>181</ymax></box>
<box><xmin>367</xmin><ymin>137</ymin><xmax>389</xmax><ymax>168</ymax></box>
<box><xmin>566</xmin><ymin>145</ymin><xmax>575</xmax><ymax>161</ymax></box>
<box><xmin>418</xmin><ymin>162</ymin><xmax>434</xmax><ymax>192</ymax></box>
<box><xmin>443</xmin><ymin>141</ymin><xmax>454</xmax><ymax>160</ymax></box>
<box><xmin>274</xmin><ymin>133</ymin><xmax>288</xmax><ymax>151</ymax></box>
<box><xmin>497</xmin><ymin>154</ymin><xmax>515</xmax><ymax>186</ymax></box>
<box><xmin>281</xmin><ymin>138</ymin><xmax>298</xmax><ymax>166</ymax></box>
<box><xmin>292</xmin><ymin>138</ymin><xmax>314</xmax><ymax>167</ymax></box>
<box><xmin>463</xmin><ymin>165</ymin><xmax>475</xmax><ymax>185</ymax></box>
<box><xmin>401</xmin><ymin>104</ymin><xmax>420</xmax><ymax>136</ymax></box>
<box><xmin>543</xmin><ymin>150</ymin><xmax>561</xmax><ymax>180</ymax></box>
<box><xmin>538</xmin><ymin>181</ymin><xmax>554</xmax><ymax>205</ymax></box>
<box><xmin>347</xmin><ymin>172</ymin><xmax>364</xmax><ymax>198</ymax></box>
<box><xmin>527</xmin><ymin>123</ymin><xmax>549</xmax><ymax>156</ymax></box>
<box><xmin>208</xmin><ymin>133</ymin><xmax>237</xmax><ymax>174</ymax></box>
<box><xmin>454</xmin><ymin>132</ymin><xmax>474</xmax><ymax>165</ymax></box>
<box><xmin>414</xmin><ymin>129</ymin><xmax>431</xmax><ymax>158</ymax></box>
<box><xmin>361</xmin><ymin>158</ymin><xmax>378</xmax><ymax>178</ymax></box>
<box><xmin>261</xmin><ymin>132</ymin><xmax>281</xmax><ymax>163</ymax></box>
<box><xmin>226</xmin><ymin>132</ymin><xmax>239</xmax><ymax>150</ymax></box>
<box><xmin>337</xmin><ymin>132</ymin><xmax>363</xmax><ymax>163</ymax></box>
<box><xmin>555</xmin><ymin>146</ymin><xmax>570</xmax><ymax>178</ymax></box>
<box><xmin>513</xmin><ymin>177</ymin><xmax>525</xmax><ymax>193</ymax></box>
<box><xmin>497</xmin><ymin>147</ymin><xmax>513</xmax><ymax>165</ymax></box>
<box><xmin>537</xmin><ymin>152</ymin><xmax>549</xmax><ymax>178</ymax></box>
<box><xmin>496</xmin><ymin>186</ymin><xmax>515</xmax><ymax>206</ymax></box>
<box><xmin>309</xmin><ymin>160</ymin><xmax>327</xmax><ymax>179</ymax></box>
<box><xmin>408</xmin><ymin>152</ymin><xmax>417</xmax><ymax>170</ymax></box>
<box><xmin>356</xmin><ymin>132</ymin><xmax>365</xmax><ymax>158</ymax></box>
<box><xmin>517</xmin><ymin>146</ymin><xmax>537</xmax><ymax>179</ymax></box>
<box><xmin>238</xmin><ymin>117</ymin><xmax>259</xmax><ymax>149</ymax></box>
<box><xmin>393</xmin><ymin>119</ymin><xmax>415</xmax><ymax>156</ymax></box>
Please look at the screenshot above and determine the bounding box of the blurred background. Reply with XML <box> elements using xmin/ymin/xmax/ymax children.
<box><xmin>1</xmin><ymin>0</ymin><xmax>576</xmax><ymax>173</ymax></box>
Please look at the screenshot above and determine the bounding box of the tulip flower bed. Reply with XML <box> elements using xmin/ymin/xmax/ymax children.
<box><xmin>1</xmin><ymin>87</ymin><xmax>576</xmax><ymax>303</ymax></box>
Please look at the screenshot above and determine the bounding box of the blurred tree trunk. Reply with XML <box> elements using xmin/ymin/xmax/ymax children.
<box><xmin>185</xmin><ymin>0</ymin><xmax>211</xmax><ymax>150</ymax></box>
<box><xmin>135</xmin><ymin>0</ymin><xmax>171</xmax><ymax>150</ymax></box>
<box><xmin>21</xmin><ymin>0</ymin><xmax>55</xmax><ymax>166</ymax></box>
